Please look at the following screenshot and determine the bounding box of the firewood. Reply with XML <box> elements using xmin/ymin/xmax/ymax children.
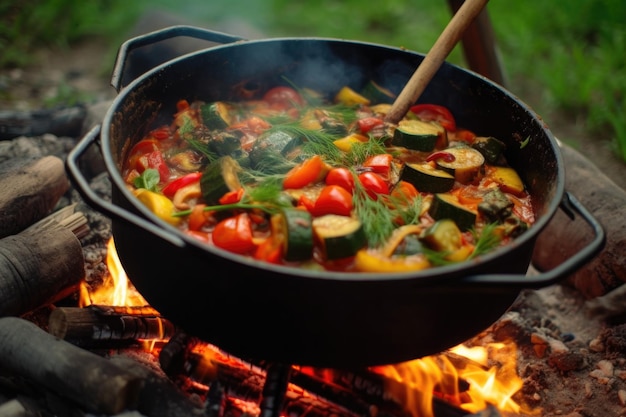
<box><xmin>0</xmin><ymin>206</ymin><xmax>86</xmax><ymax>317</ymax></box>
<box><xmin>0</xmin><ymin>155</ymin><xmax>70</xmax><ymax>238</ymax></box>
<box><xmin>48</xmin><ymin>305</ymin><xmax>177</xmax><ymax>344</ymax></box>
<box><xmin>532</xmin><ymin>143</ymin><xmax>626</xmax><ymax>298</ymax></box>
<box><xmin>0</xmin><ymin>317</ymin><xmax>142</xmax><ymax>415</ymax></box>
<box><xmin>0</xmin><ymin>106</ymin><xmax>86</xmax><ymax>141</ymax></box>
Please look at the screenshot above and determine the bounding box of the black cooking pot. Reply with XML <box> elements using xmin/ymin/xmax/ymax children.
<box><xmin>67</xmin><ymin>26</ymin><xmax>604</xmax><ymax>368</ymax></box>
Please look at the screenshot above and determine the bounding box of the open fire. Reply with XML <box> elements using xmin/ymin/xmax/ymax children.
<box><xmin>77</xmin><ymin>236</ymin><xmax>531</xmax><ymax>417</ymax></box>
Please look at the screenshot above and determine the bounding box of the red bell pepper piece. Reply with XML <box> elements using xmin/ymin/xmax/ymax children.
<box><xmin>145</xmin><ymin>150</ymin><xmax>170</xmax><ymax>183</ymax></box>
<box><xmin>426</xmin><ymin>151</ymin><xmax>456</xmax><ymax>163</ymax></box>
<box><xmin>219</xmin><ymin>188</ymin><xmax>244</xmax><ymax>205</ymax></box>
<box><xmin>362</xmin><ymin>154</ymin><xmax>393</xmax><ymax>176</ymax></box>
<box><xmin>357</xmin><ymin>116</ymin><xmax>384</xmax><ymax>134</ymax></box>
<box><xmin>253</xmin><ymin>237</ymin><xmax>283</xmax><ymax>264</ymax></box>
<box><xmin>312</xmin><ymin>185</ymin><xmax>353</xmax><ymax>217</ymax></box>
<box><xmin>410</xmin><ymin>104</ymin><xmax>457</xmax><ymax>131</ymax></box>
<box><xmin>162</xmin><ymin>172</ymin><xmax>202</xmax><ymax>198</ymax></box>
<box><xmin>212</xmin><ymin>213</ymin><xmax>256</xmax><ymax>254</ymax></box>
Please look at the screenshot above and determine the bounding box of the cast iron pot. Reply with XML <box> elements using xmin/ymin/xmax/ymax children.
<box><xmin>67</xmin><ymin>26</ymin><xmax>604</xmax><ymax>368</ymax></box>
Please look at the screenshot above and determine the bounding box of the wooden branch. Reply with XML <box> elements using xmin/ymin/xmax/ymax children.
<box><xmin>0</xmin><ymin>210</ymin><xmax>85</xmax><ymax>317</ymax></box>
<box><xmin>48</xmin><ymin>305</ymin><xmax>177</xmax><ymax>344</ymax></box>
<box><xmin>0</xmin><ymin>317</ymin><xmax>142</xmax><ymax>415</ymax></box>
<box><xmin>0</xmin><ymin>156</ymin><xmax>70</xmax><ymax>238</ymax></box>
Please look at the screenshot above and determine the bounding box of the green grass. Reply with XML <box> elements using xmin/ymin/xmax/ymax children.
<box><xmin>1</xmin><ymin>0</ymin><xmax>625</xmax><ymax>161</ymax></box>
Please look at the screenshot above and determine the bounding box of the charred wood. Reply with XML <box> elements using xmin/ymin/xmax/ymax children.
<box><xmin>0</xmin><ymin>207</ymin><xmax>86</xmax><ymax>317</ymax></box>
<box><xmin>259</xmin><ymin>363</ymin><xmax>291</xmax><ymax>417</ymax></box>
<box><xmin>0</xmin><ymin>156</ymin><xmax>70</xmax><ymax>238</ymax></box>
<box><xmin>48</xmin><ymin>305</ymin><xmax>176</xmax><ymax>345</ymax></box>
<box><xmin>0</xmin><ymin>317</ymin><xmax>142</xmax><ymax>415</ymax></box>
<box><xmin>0</xmin><ymin>106</ymin><xmax>86</xmax><ymax>141</ymax></box>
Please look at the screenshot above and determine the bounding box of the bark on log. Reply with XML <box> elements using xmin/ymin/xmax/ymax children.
<box><xmin>48</xmin><ymin>305</ymin><xmax>177</xmax><ymax>344</ymax></box>
<box><xmin>0</xmin><ymin>156</ymin><xmax>69</xmax><ymax>238</ymax></box>
<box><xmin>0</xmin><ymin>317</ymin><xmax>142</xmax><ymax>415</ymax></box>
<box><xmin>532</xmin><ymin>143</ymin><xmax>626</xmax><ymax>298</ymax></box>
<box><xmin>0</xmin><ymin>216</ymin><xmax>85</xmax><ymax>317</ymax></box>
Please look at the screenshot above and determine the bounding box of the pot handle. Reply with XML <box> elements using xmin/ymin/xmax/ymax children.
<box><xmin>463</xmin><ymin>192</ymin><xmax>605</xmax><ymax>287</ymax></box>
<box><xmin>65</xmin><ymin>125</ymin><xmax>187</xmax><ymax>249</ymax></box>
<box><xmin>111</xmin><ymin>25</ymin><xmax>245</xmax><ymax>91</ymax></box>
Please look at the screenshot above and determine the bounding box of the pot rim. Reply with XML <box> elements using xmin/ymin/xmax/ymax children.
<box><xmin>101</xmin><ymin>36</ymin><xmax>565</xmax><ymax>284</ymax></box>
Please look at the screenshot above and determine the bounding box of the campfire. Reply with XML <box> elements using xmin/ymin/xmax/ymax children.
<box><xmin>0</xmin><ymin>131</ymin><xmax>625</xmax><ymax>417</ymax></box>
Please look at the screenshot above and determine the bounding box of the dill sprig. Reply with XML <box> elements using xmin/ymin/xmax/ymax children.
<box><xmin>178</xmin><ymin>118</ymin><xmax>218</xmax><ymax>162</ymax></box>
<box><xmin>342</xmin><ymin>137</ymin><xmax>387</xmax><ymax>166</ymax></box>
<box><xmin>468</xmin><ymin>222</ymin><xmax>502</xmax><ymax>259</ymax></box>
<box><xmin>352</xmin><ymin>182</ymin><xmax>397</xmax><ymax>248</ymax></box>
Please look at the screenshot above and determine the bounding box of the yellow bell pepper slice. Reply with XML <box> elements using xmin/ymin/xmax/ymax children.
<box><xmin>354</xmin><ymin>248</ymin><xmax>431</xmax><ymax>273</ymax></box>
<box><xmin>334</xmin><ymin>86</ymin><xmax>371</xmax><ymax>106</ymax></box>
<box><xmin>133</xmin><ymin>189</ymin><xmax>182</xmax><ymax>226</ymax></box>
<box><xmin>333</xmin><ymin>133</ymin><xmax>368</xmax><ymax>152</ymax></box>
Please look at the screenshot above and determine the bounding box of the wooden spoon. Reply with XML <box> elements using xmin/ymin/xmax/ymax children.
<box><xmin>384</xmin><ymin>0</ymin><xmax>490</xmax><ymax>124</ymax></box>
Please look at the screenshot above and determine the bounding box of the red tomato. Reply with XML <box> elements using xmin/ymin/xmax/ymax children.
<box><xmin>357</xmin><ymin>116</ymin><xmax>384</xmax><ymax>134</ymax></box>
<box><xmin>297</xmin><ymin>195</ymin><xmax>316</xmax><ymax>212</ymax></box>
<box><xmin>391</xmin><ymin>181</ymin><xmax>419</xmax><ymax>201</ymax></box>
<box><xmin>262</xmin><ymin>86</ymin><xmax>304</xmax><ymax>110</ymax></box>
<box><xmin>358</xmin><ymin>172</ymin><xmax>389</xmax><ymax>199</ymax></box>
<box><xmin>212</xmin><ymin>213</ymin><xmax>256</xmax><ymax>254</ymax></box>
<box><xmin>162</xmin><ymin>172</ymin><xmax>202</xmax><ymax>198</ymax></box>
<box><xmin>254</xmin><ymin>237</ymin><xmax>283</xmax><ymax>264</ymax></box>
<box><xmin>362</xmin><ymin>154</ymin><xmax>393</xmax><ymax>176</ymax></box>
<box><xmin>283</xmin><ymin>155</ymin><xmax>325</xmax><ymax>189</ymax></box>
<box><xmin>312</xmin><ymin>185</ymin><xmax>354</xmax><ymax>216</ymax></box>
<box><xmin>410</xmin><ymin>104</ymin><xmax>456</xmax><ymax>131</ymax></box>
<box><xmin>325</xmin><ymin>167</ymin><xmax>355</xmax><ymax>192</ymax></box>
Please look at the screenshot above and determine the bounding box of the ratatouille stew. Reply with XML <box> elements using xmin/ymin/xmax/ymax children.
<box><xmin>122</xmin><ymin>82</ymin><xmax>534</xmax><ymax>273</ymax></box>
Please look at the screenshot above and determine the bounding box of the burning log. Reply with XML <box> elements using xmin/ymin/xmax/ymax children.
<box><xmin>48</xmin><ymin>305</ymin><xmax>177</xmax><ymax>345</ymax></box>
<box><xmin>0</xmin><ymin>205</ymin><xmax>87</xmax><ymax>317</ymax></box>
<box><xmin>0</xmin><ymin>155</ymin><xmax>70</xmax><ymax>238</ymax></box>
<box><xmin>0</xmin><ymin>317</ymin><xmax>142</xmax><ymax>415</ymax></box>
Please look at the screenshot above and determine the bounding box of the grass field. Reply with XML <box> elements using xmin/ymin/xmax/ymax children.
<box><xmin>2</xmin><ymin>0</ymin><xmax>625</xmax><ymax>161</ymax></box>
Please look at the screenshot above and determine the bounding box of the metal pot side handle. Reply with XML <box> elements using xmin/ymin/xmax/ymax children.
<box><xmin>111</xmin><ymin>25</ymin><xmax>245</xmax><ymax>91</ymax></box>
<box><xmin>463</xmin><ymin>192</ymin><xmax>606</xmax><ymax>287</ymax></box>
<box><xmin>65</xmin><ymin>125</ymin><xmax>186</xmax><ymax>249</ymax></box>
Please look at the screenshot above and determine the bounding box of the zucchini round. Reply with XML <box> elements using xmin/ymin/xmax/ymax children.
<box><xmin>279</xmin><ymin>208</ymin><xmax>314</xmax><ymax>262</ymax></box>
<box><xmin>471</xmin><ymin>136</ymin><xmax>506</xmax><ymax>165</ymax></box>
<box><xmin>360</xmin><ymin>80</ymin><xmax>396</xmax><ymax>104</ymax></box>
<box><xmin>428</xmin><ymin>193</ymin><xmax>477</xmax><ymax>231</ymax></box>
<box><xmin>201</xmin><ymin>102</ymin><xmax>234</xmax><ymax>129</ymax></box>
<box><xmin>391</xmin><ymin>119</ymin><xmax>446</xmax><ymax>152</ymax></box>
<box><xmin>400</xmin><ymin>163</ymin><xmax>455</xmax><ymax>193</ymax></box>
<box><xmin>312</xmin><ymin>215</ymin><xmax>367</xmax><ymax>260</ymax></box>
<box><xmin>420</xmin><ymin>219</ymin><xmax>463</xmax><ymax>253</ymax></box>
<box><xmin>434</xmin><ymin>146</ymin><xmax>485</xmax><ymax>184</ymax></box>
<box><xmin>200</xmin><ymin>156</ymin><xmax>243</xmax><ymax>204</ymax></box>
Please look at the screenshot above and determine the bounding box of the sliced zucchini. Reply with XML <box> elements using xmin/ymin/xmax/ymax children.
<box><xmin>360</xmin><ymin>80</ymin><xmax>396</xmax><ymax>104</ymax></box>
<box><xmin>488</xmin><ymin>166</ymin><xmax>525</xmax><ymax>196</ymax></box>
<box><xmin>312</xmin><ymin>215</ymin><xmax>367</xmax><ymax>260</ymax></box>
<box><xmin>200</xmin><ymin>156</ymin><xmax>242</xmax><ymax>204</ymax></box>
<box><xmin>400</xmin><ymin>163</ymin><xmax>455</xmax><ymax>193</ymax></box>
<box><xmin>391</xmin><ymin>119</ymin><xmax>447</xmax><ymax>152</ymax></box>
<box><xmin>471</xmin><ymin>136</ymin><xmax>506</xmax><ymax>165</ymax></box>
<box><xmin>434</xmin><ymin>146</ymin><xmax>485</xmax><ymax>184</ymax></box>
<box><xmin>201</xmin><ymin>102</ymin><xmax>234</xmax><ymax>129</ymax></box>
<box><xmin>428</xmin><ymin>193</ymin><xmax>477</xmax><ymax>231</ymax></box>
<box><xmin>208</xmin><ymin>131</ymin><xmax>242</xmax><ymax>156</ymax></box>
<box><xmin>420</xmin><ymin>219</ymin><xmax>463</xmax><ymax>253</ymax></box>
<box><xmin>248</xmin><ymin>130</ymin><xmax>304</xmax><ymax>172</ymax></box>
<box><xmin>278</xmin><ymin>208</ymin><xmax>314</xmax><ymax>262</ymax></box>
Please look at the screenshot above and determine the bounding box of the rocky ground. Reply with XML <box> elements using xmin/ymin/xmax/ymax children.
<box><xmin>1</xmin><ymin>20</ymin><xmax>626</xmax><ymax>417</ymax></box>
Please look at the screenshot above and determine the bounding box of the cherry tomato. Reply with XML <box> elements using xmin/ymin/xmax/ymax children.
<box><xmin>410</xmin><ymin>104</ymin><xmax>456</xmax><ymax>131</ymax></box>
<box><xmin>212</xmin><ymin>213</ymin><xmax>256</xmax><ymax>254</ymax></box>
<box><xmin>283</xmin><ymin>155</ymin><xmax>325</xmax><ymax>189</ymax></box>
<box><xmin>312</xmin><ymin>185</ymin><xmax>353</xmax><ymax>217</ymax></box>
<box><xmin>363</xmin><ymin>154</ymin><xmax>393</xmax><ymax>176</ymax></box>
<box><xmin>325</xmin><ymin>167</ymin><xmax>355</xmax><ymax>192</ymax></box>
<box><xmin>391</xmin><ymin>181</ymin><xmax>419</xmax><ymax>201</ymax></box>
<box><xmin>358</xmin><ymin>171</ymin><xmax>389</xmax><ymax>199</ymax></box>
<box><xmin>357</xmin><ymin>116</ymin><xmax>384</xmax><ymax>134</ymax></box>
<box><xmin>262</xmin><ymin>86</ymin><xmax>304</xmax><ymax>110</ymax></box>
<box><xmin>162</xmin><ymin>172</ymin><xmax>202</xmax><ymax>198</ymax></box>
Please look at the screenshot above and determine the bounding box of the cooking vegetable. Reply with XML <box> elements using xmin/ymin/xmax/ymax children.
<box><xmin>434</xmin><ymin>146</ymin><xmax>485</xmax><ymax>184</ymax></box>
<box><xmin>471</xmin><ymin>136</ymin><xmax>506</xmax><ymax>165</ymax></box>
<box><xmin>428</xmin><ymin>193</ymin><xmax>477</xmax><ymax>231</ymax></box>
<box><xmin>334</xmin><ymin>86</ymin><xmax>370</xmax><ymax>106</ymax></box>
<box><xmin>421</xmin><ymin>219</ymin><xmax>463</xmax><ymax>253</ymax></box>
<box><xmin>487</xmin><ymin>166</ymin><xmax>525</xmax><ymax>196</ymax></box>
<box><xmin>279</xmin><ymin>208</ymin><xmax>314</xmax><ymax>261</ymax></box>
<box><xmin>325</xmin><ymin>167</ymin><xmax>355</xmax><ymax>192</ymax></box>
<box><xmin>362</xmin><ymin>153</ymin><xmax>393</xmax><ymax>176</ymax></box>
<box><xmin>391</xmin><ymin>119</ymin><xmax>446</xmax><ymax>152</ymax></box>
<box><xmin>477</xmin><ymin>188</ymin><xmax>513</xmax><ymax>223</ymax></box>
<box><xmin>162</xmin><ymin>172</ymin><xmax>202</xmax><ymax>198</ymax></box>
<box><xmin>312</xmin><ymin>214</ymin><xmax>367</xmax><ymax>260</ymax></box>
<box><xmin>311</xmin><ymin>185</ymin><xmax>354</xmax><ymax>217</ymax></box>
<box><xmin>400</xmin><ymin>163</ymin><xmax>455</xmax><ymax>193</ymax></box>
<box><xmin>134</xmin><ymin>189</ymin><xmax>181</xmax><ymax>226</ymax></box>
<box><xmin>263</xmin><ymin>86</ymin><xmax>305</xmax><ymax>110</ymax></box>
<box><xmin>360</xmin><ymin>80</ymin><xmax>396</xmax><ymax>104</ymax></box>
<box><xmin>200</xmin><ymin>156</ymin><xmax>243</xmax><ymax>204</ymax></box>
<box><xmin>201</xmin><ymin>102</ymin><xmax>234</xmax><ymax>129</ymax></box>
<box><xmin>409</xmin><ymin>103</ymin><xmax>456</xmax><ymax>131</ymax></box>
<box><xmin>283</xmin><ymin>155</ymin><xmax>328</xmax><ymax>189</ymax></box>
<box><xmin>333</xmin><ymin>133</ymin><xmax>368</xmax><ymax>152</ymax></box>
<box><xmin>212</xmin><ymin>212</ymin><xmax>256</xmax><ymax>254</ymax></box>
<box><xmin>357</xmin><ymin>171</ymin><xmax>390</xmax><ymax>199</ymax></box>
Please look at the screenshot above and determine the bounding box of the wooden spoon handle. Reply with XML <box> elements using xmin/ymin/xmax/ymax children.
<box><xmin>385</xmin><ymin>0</ymin><xmax>490</xmax><ymax>124</ymax></box>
